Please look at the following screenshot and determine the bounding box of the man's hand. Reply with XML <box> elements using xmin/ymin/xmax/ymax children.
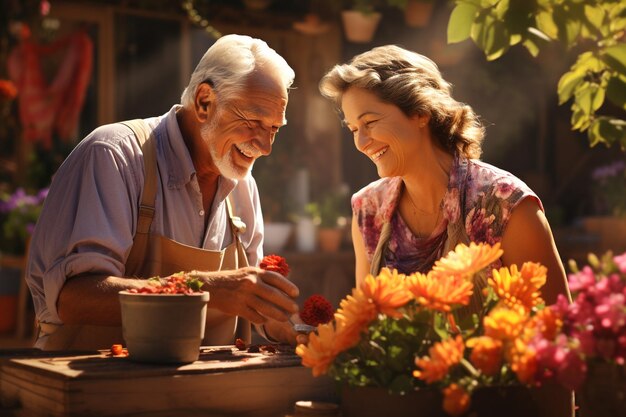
<box><xmin>261</xmin><ymin>314</ymin><xmax>311</xmax><ymax>346</ymax></box>
<box><xmin>188</xmin><ymin>267</ymin><xmax>299</xmax><ymax>324</ymax></box>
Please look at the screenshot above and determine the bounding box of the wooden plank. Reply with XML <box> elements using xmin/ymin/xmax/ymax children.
<box><xmin>1</xmin><ymin>347</ymin><xmax>338</xmax><ymax>417</ymax></box>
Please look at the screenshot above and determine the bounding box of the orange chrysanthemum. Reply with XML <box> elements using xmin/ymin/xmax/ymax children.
<box><xmin>528</xmin><ymin>307</ymin><xmax>563</xmax><ymax>340</ymax></box>
<box><xmin>413</xmin><ymin>335</ymin><xmax>465</xmax><ymax>383</ymax></box>
<box><xmin>466</xmin><ymin>336</ymin><xmax>503</xmax><ymax>376</ymax></box>
<box><xmin>489</xmin><ymin>262</ymin><xmax>546</xmax><ymax>312</ymax></box>
<box><xmin>406</xmin><ymin>271</ymin><xmax>473</xmax><ymax>312</ymax></box>
<box><xmin>432</xmin><ymin>242</ymin><xmax>503</xmax><ymax>279</ymax></box>
<box><xmin>334</xmin><ymin>288</ymin><xmax>377</xmax><ymax>349</ymax></box>
<box><xmin>361</xmin><ymin>268</ymin><xmax>412</xmax><ymax>317</ymax></box>
<box><xmin>443</xmin><ymin>383</ymin><xmax>471</xmax><ymax>417</ymax></box>
<box><xmin>509</xmin><ymin>338</ymin><xmax>538</xmax><ymax>384</ymax></box>
<box><xmin>296</xmin><ymin>322</ymin><xmax>338</xmax><ymax>377</ymax></box>
<box><xmin>483</xmin><ymin>305</ymin><xmax>528</xmax><ymax>341</ymax></box>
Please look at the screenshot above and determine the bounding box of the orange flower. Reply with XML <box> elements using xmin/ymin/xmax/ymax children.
<box><xmin>528</xmin><ymin>307</ymin><xmax>563</xmax><ymax>340</ymax></box>
<box><xmin>443</xmin><ymin>383</ymin><xmax>471</xmax><ymax>416</ymax></box>
<box><xmin>296</xmin><ymin>322</ymin><xmax>338</xmax><ymax>377</ymax></box>
<box><xmin>406</xmin><ymin>271</ymin><xmax>473</xmax><ymax>312</ymax></box>
<box><xmin>334</xmin><ymin>288</ymin><xmax>377</xmax><ymax>350</ymax></box>
<box><xmin>361</xmin><ymin>268</ymin><xmax>412</xmax><ymax>317</ymax></box>
<box><xmin>509</xmin><ymin>338</ymin><xmax>538</xmax><ymax>384</ymax></box>
<box><xmin>432</xmin><ymin>242</ymin><xmax>503</xmax><ymax>279</ymax></box>
<box><xmin>483</xmin><ymin>305</ymin><xmax>528</xmax><ymax>341</ymax></box>
<box><xmin>466</xmin><ymin>336</ymin><xmax>503</xmax><ymax>376</ymax></box>
<box><xmin>489</xmin><ymin>262</ymin><xmax>545</xmax><ymax>312</ymax></box>
<box><xmin>0</xmin><ymin>80</ymin><xmax>18</xmax><ymax>100</ymax></box>
<box><xmin>414</xmin><ymin>335</ymin><xmax>465</xmax><ymax>383</ymax></box>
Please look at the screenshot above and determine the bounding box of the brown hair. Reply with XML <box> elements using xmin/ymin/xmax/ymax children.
<box><xmin>319</xmin><ymin>45</ymin><xmax>484</xmax><ymax>159</ymax></box>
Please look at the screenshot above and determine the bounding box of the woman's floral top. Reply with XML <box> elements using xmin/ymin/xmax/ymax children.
<box><xmin>352</xmin><ymin>154</ymin><xmax>541</xmax><ymax>275</ymax></box>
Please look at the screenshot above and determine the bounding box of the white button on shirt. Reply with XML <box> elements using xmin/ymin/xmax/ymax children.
<box><xmin>26</xmin><ymin>105</ymin><xmax>265</xmax><ymax>325</ymax></box>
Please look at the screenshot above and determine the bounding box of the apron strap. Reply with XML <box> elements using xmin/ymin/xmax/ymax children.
<box><xmin>120</xmin><ymin>119</ymin><xmax>157</xmax><ymax>277</ymax></box>
<box><xmin>225</xmin><ymin>194</ymin><xmax>251</xmax><ymax>342</ymax></box>
<box><xmin>120</xmin><ymin>119</ymin><xmax>157</xmax><ymax>235</ymax></box>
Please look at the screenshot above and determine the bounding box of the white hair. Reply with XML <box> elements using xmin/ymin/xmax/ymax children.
<box><xmin>181</xmin><ymin>34</ymin><xmax>294</xmax><ymax>107</ymax></box>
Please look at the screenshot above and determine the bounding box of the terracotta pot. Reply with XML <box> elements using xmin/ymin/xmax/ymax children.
<box><xmin>317</xmin><ymin>227</ymin><xmax>343</xmax><ymax>253</ymax></box>
<box><xmin>340</xmin><ymin>384</ymin><xmax>572</xmax><ymax>417</ymax></box>
<box><xmin>243</xmin><ymin>0</ymin><xmax>273</xmax><ymax>10</ymax></box>
<box><xmin>404</xmin><ymin>0</ymin><xmax>434</xmax><ymax>27</ymax></box>
<box><xmin>577</xmin><ymin>361</ymin><xmax>626</xmax><ymax>417</ymax></box>
<box><xmin>341</xmin><ymin>10</ymin><xmax>381</xmax><ymax>43</ymax></box>
<box><xmin>341</xmin><ymin>386</ymin><xmax>445</xmax><ymax>417</ymax></box>
<box><xmin>119</xmin><ymin>291</ymin><xmax>210</xmax><ymax>363</ymax></box>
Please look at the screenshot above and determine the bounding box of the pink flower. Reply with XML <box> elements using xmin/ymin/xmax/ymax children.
<box><xmin>556</xmin><ymin>349</ymin><xmax>587</xmax><ymax>391</ymax></box>
<box><xmin>614</xmin><ymin>252</ymin><xmax>626</xmax><ymax>274</ymax></box>
<box><xmin>595</xmin><ymin>293</ymin><xmax>625</xmax><ymax>332</ymax></box>
<box><xmin>494</xmin><ymin>182</ymin><xmax>515</xmax><ymax>200</ymax></box>
<box><xmin>567</xmin><ymin>266</ymin><xmax>597</xmax><ymax>292</ymax></box>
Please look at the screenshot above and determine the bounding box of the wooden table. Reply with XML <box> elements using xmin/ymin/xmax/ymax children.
<box><xmin>0</xmin><ymin>346</ymin><xmax>338</xmax><ymax>417</ymax></box>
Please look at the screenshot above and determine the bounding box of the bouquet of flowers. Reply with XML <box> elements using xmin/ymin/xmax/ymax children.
<box><xmin>0</xmin><ymin>187</ymin><xmax>49</xmax><ymax>255</ymax></box>
<box><xmin>525</xmin><ymin>250</ymin><xmax>626</xmax><ymax>417</ymax></box>
<box><xmin>296</xmin><ymin>242</ymin><xmax>561</xmax><ymax>416</ymax></box>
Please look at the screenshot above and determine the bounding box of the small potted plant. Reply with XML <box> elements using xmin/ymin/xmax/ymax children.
<box><xmin>305</xmin><ymin>185</ymin><xmax>350</xmax><ymax>253</ymax></box>
<box><xmin>341</xmin><ymin>0</ymin><xmax>407</xmax><ymax>43</ymax></box>
<box><xmin>583</xmin><ymin>159</ymin><xmax>626</xmax><ymax>251</ymax></box>
<box><xmin>119</xmin><ymin>273</ymin><xmax>210</xmax><ymax>364</ymax></box>
<box><xmin>296</xmin><ymin>242</ymin><xmax>573</xmax><ymax>416</ymax></box>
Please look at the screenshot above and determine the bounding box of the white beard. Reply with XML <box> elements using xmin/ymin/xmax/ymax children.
<box><xmin>201</xmin><ymin>117</ymin><xmax>252</xmax><ymax>180</ymax></box>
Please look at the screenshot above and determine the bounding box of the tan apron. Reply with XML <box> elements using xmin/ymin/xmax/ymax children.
<box><xmin>41</xmin><ymin>119</ymin><xmax>250</xmax><ymax>350</ymax></box>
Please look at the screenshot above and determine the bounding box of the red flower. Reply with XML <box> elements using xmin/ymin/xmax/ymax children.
<box><xmin>0</xmin><ymin>80</ymin><xmax>18</xmax><ymax>100</ymax></box>
<box><xmin>260</xmin><ymin>254</ymin><xmax>290</xmax><ymax>276</ymax></box>
<box><xmin>300</xmin><ymin>294</ymin><xmax>334</xmax><ymax>326</ymax></box>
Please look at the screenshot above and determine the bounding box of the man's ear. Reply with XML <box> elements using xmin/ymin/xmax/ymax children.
<box><xmin>194</xmin><ymin>82</ymin><xmax>216</xmax><ymax>122</ymax></box>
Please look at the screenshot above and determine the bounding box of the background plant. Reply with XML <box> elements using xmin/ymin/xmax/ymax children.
<box><xmin>590</xmin><ymin>159</ymin><xmax>626</xmax><ymax>216</ymax></box>
<box><xmin>0</xmin><ymin>187</ymin><xmax>48</xmax><ymax>255</ymax></box>
<box><xmin>448</xmin><ymin>0</ymin><xmax>626</xmax><ymax>150</ymax></box>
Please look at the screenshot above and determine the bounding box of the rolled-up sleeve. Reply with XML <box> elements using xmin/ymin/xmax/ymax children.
<box><xmin>27</xmin><ymin>127</ymin><xmax>142</xmax><ymax>324</ymax></box>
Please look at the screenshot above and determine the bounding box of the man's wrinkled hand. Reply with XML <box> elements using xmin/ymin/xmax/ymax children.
<box><xmin>188</xmin><ymin>267</ymin><xmax>299</xmax><ymax>324</ymax></box>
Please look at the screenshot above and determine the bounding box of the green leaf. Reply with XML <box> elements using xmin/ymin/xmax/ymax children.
<box><xmin>494</xmin><ymin>0</ymin><xmax>510</xmax><ymax>20</ymax></box>
<box><xmin>606</xmin><ymin>76</ymin><xmax>626</xmax><ymax>111</ymax></box>
<box><xmin>471</xmin><ymin>10</ymin><xmax>510</xmax><ymax>60</ymax></box>
<box><xmin>589</xmin><ymin>117</ymin><xmax>626</xmax><ymax>148</ymax></box>
<box><xmin>583</xmin><ymin>3</ymin><xmax>606</xmax><ymax>36</ymax></box>
<box><xmin>509</xmin><ymin>33</ymin><xmax>522</xmax><ymax>46</ymax></box>
<box><xmin>575</xmin><ymin>82</ymin><xmax>603</xmax><ymax>116</ymax></box>
<box><xmin>553</xmin><ymin>4</ymin><xmax>582</xmax><ymax>47</ymax></box>
<box><xmin>602</xmin><ymin>44</ymin><xmax>626</xmax><ymax>74</ymax></box>
<box><xmin>570</xmin><ymin>105</ymin><xmax>590</xmax><ymax>131</ymax></box>
<box><xmin>448</xmin><ymin>3</ymin><xmax>479</xmax><ymax>44</ymax></box>
<box><xmin>522</xmin><ymin>38</ymin><xmax>540</xmax><ymax>57</ymax></box>
<box><xmin>388</xmin><ymin>374</ymin><xmax>415</xmax><ymax>395</ymax></box>
<box><xmin>535</xmin><ymin>10</ymin><xmax>558</xmax><ymax>40</ymax></box>
<box><xmin>557</xmin><ymin>68</ymin><xmax>586</xmax><ymax>104</ymax></box>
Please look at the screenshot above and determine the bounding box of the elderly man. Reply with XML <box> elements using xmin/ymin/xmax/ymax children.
<box><xmin>26</xmin><ymin>34</ymin><xmax>302</xmax><ymax>350</ymax></box>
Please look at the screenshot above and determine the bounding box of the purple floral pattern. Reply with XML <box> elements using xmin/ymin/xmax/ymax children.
<box><xmin>351</xmin><ymin>154</ymin><xmax>541</xmax><ymax>275</ymax></box>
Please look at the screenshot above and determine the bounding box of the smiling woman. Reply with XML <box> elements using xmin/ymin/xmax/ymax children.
<box><xmin>319</xmin><ymin>44</ymin><xmax>570</xmax><ymax>314</ymax></box>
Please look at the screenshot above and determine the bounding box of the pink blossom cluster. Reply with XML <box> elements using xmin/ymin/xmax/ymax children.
<box><xmin>528</xmin><ymin>252</ymin><xmax>626</xmax><ymax>390</ymax></box>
